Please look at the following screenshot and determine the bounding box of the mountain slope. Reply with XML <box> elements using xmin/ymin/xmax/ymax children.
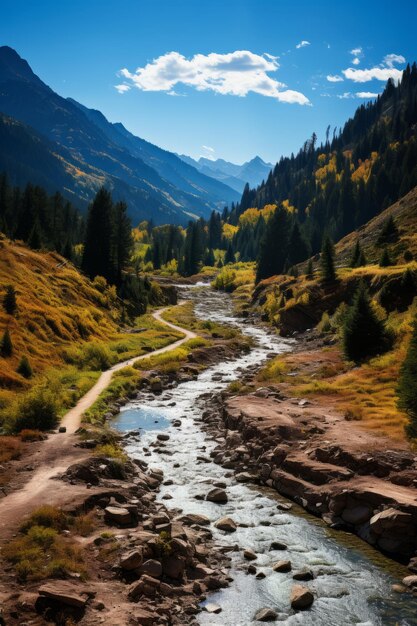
<box><xmin>0</xmin><ymin>46</ymin><xmax>238</xmax><ymax>223</ymax></box>
<box><xmin>178</xmin><ymin>155</ymin><xmax>273</xmax><ymax>193</ymax></box>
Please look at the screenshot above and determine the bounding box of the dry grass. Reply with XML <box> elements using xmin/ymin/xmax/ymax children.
<box><xmin>0</xmin><ymin>436</ymin><xmax>22</xmax><ymax>462</ymax></box>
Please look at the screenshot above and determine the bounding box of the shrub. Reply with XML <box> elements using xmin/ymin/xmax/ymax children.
<box><xmin>379</xmin><ymin>248</ymin><xmax>392</xmax><ymax>267</ymax></box>
<box><xmin>3</xmin><ymin>285</ymin><xmax>17</xmax><ymax>315</ymax></box>
<box><xmin>81</xmin><ymin>342</ymin><xmax>113</xmax><ymax>370</ymax></box>
<box><xmin>318</xmin><ymin>312</ymin><xmax>332</xmax><ymax>333</ymax></box>
<box><xmin>404</xmin><ymin>249</ymin><xmax>413</xmax><ymax>262</ymax></box>
<box><xmin>10</xmin><ymin>386</ymin><xmax>59</xmax><ymax>432</ymax></box>
<box><xmin>398</xmin><ymin>315</ymin><xmax>417</xmax><ymax>439</ymax></box>
<box><xmin>1</xmin><ymin>328</ymin><xmax>13</xmax><ymax>357</ymax></box>
<box><xmin>342</xmin><ymin>282</ymin><xmax>393</xmax><ymax>363</ymax></box>
<box><xmin>20</xmin><ymin>429</ymin><xmax>44</xmax><ymax>442</ymax></box>
<box><xmin>21</xmin><ymin>505</ymin><xmax>69</xmax><ymax>532</ymax></box>
<box><xmin>16</xmin><ymin>355</ymin><xmax>33</xmax><ymax>378</ymax></box>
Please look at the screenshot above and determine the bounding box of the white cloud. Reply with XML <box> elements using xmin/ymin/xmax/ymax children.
<box><xmin>352</xmin><ymin>57</ymin><xmax>360</xmax><ymax>66</ymax></box>
<box><xmin>115</xmin><ymin>84</ymin><xmax>131</xmax><ymax>93</ymax></box>
<box><xmin>350</xmin><ymin>47</ymin><xmax>363</xmax><ymax>57</ymax></box>
<box><xmin>356</xmin><ymin>91</ymin><xmax>380</xmax><ymax>98</ymax></box>
<box><xmin>337</xmin><ymin>92</ymin><xmax>353</xmax><ymax>99</ymax></box>
<box><xmin>118</xmin><ymin>50</ymin><xmax>310</xmax><ymax>105</ymax></box>
<box><xmin>202</xmin><ymin>145</ymin><xmax>214</xmax><ymax>153</ymax></box>
<box><xmin>343</xmin><ymin>52</ymin><xmax>405</xmax><ymax>84</ymax></box>
<box><xmin>296</xmin><ymin>40</ymin><xmax>310</xmax><ymax>49</ymax></box>
<box><xmin>383</xmin><ymin>53</ymin><xmax>406</xmax><ymax>68</ymax></box>
<box><xmin>327</xmin><ymin>74</ymin><xmax>344</xmax><ymax>82</ymax></box>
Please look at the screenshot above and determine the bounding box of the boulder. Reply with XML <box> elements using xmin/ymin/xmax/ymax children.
<box><xmin>369</xmin><ymin>508</ymin><xmax>413</xmax><ymax>534</ymax></box>
<box><xmin>205</xmin><ymin>603</ymin><xmax>222</xmax><ymax>614</ymax></box>
<box><xmin>243</xmin><ymin>548</ymin><xmax>257</xmax><ymax>561</ymax></box>
<box><xmin>37</xmin><ymin>582</ymin><xmax>90</xmax><ymax>609</ymax></box>
<box><xmin>104</xmin><ymin>506</ymin><xmax>132</xmax><ymax>526</ymax></box>
<box><xmin>290</xmin><ymin>585</ymin><xmax>314</xmax><ymax>610</ymax></box>
<box><xmin>150</xmin><ymin>378</ymin><xmax>162</xmax><ymax>392</ymax></box>
<box><xmin>128</xmin><ymin>575</ymin><xmax>160</xmax><ymax>600</ymax></box>
<box><xmin>206</xmin><ymin>488</ymin><xmax>228</xmax><ymax>503</ymax></box>
<box><xmin>138</xmin><ymin>559</ymin><xmax>162</xmax><ymax>578</ymax></box>
<box><xmin>177</xmin><ymin>513</ymin><xmax>210</xmax><ymax>526</ymax></box>
<box><xmin>272</xmin><ymin>560</ymin><xmax>291</xmax><ymax>573</ymax></box>
<box><xmin>270</xmin><ymin>541</ymin><xmax>287</xmax><ymax>551</ymax></box>
<box><xmin>341</xmin><ymin>505</ymin><xmax>372</xmax><ymax>525</ymax></box>
<box><xmin>157</xmin><ymin>433</ymin><xmax>170</xmax><ymax>441</ymax></box>
<box><xmin>214</xmin><ymin>517</ymin><xmax>237</xmax><ymax>532</ymax></box>
<box><xmin>119</xmin><ymin>549</ymin><xmax>143</xmax><ymax>571</ymax></box>
<box><xmin>254</xmin><ymin>607</ymin><xmax>278</xmax><ymax>621</ymax></box>
<box><xmin>292</xmin><ymin>567</ymin><xmax>314</xmax><ymax>581</ymax></box>
<box><xmin>402</xmin><ymin>575</ymin><xmax>417</xmax><ymax>589</ymax></box>
<box><xmin>162</xmin><ymin>555</ymin><xmax>186</xmax><ymax>579</ymax></box>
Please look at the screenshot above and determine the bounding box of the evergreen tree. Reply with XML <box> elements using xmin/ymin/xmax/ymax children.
<box><xmin>398</xmin><ymin>315</ymin><xmax>417</xmax><ymax>438</ymax></box>
<box><xmin>224</xmin><ymin>242</ymin><xmax>235</xmax><ymax>265</ymax></box>
<box><xmin>256</xmin><ymin>205</ymin><xmax>290</xmax><ymax>282</ymax></box>
<box><xmin>114</xmin><ymin>201</ymin><xmax>133</xmax><ymax>285</ymax></box>
<box><xmin>82</xmin><ymin>188</ymin><xmax>116</xmax><ymax>283</ymax></box>
<box><xmin>320</xmin><ymin>236</ymin><xmax>337</xmax><ymax>283</ymax></box>
<box><xmin>350</xmin><ymin>241</ymin><xmax>362</xmax><ymax>268</ymax></box>
<box><xmin>1</xmin><ymin>328</ymin><xmax>13</xmax><ymax>357</ymax></box>
<box><xmin>205</xmin><ymin>248</ymin><xmax>215</xmax><ymax>266</ymax></box>
<box><xmin>27</xmin><ymin>219</ymin><xmax>43</xmax><ymax>250</ymax></box>
<box><xmin>377</xmin><ymin>215</ymin><xmax>399</xmax><ymax>245</ymax></box>
<box><xmin>3</xmin><ymin>285</ymin><xmax>17</xmax><ymax>315</ymax></box>
<box><xmin>17</xmin><ymin>355</ymin><xmax>33</xmax><ymax>378</ymax></box>
<box><xmin>306</xmin><ymin>258</ymin><xmax>313</xmax><ymax>278</ymax></box>
<box><xmin>379</xmin><ymin>248</ymin><xmax>392</xmax><ymax>267</ymax></box>
<box><xmin>343</xmin><ymin>282</ymin><xmax>391</xmax><ymax>363</ymax></box>
<box><xmin>287</xmin><ymin>221</ymin><xmax>309</xmax><ymax>266</ymax></box>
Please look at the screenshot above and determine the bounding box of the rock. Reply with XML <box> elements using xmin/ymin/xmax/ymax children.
<box><xmin>243</xmin><ymin>548</ymin><xmax>257</xmax><ymax>561</ymax></box>
<box><xmin>369</xmin><ymin>508</ymin><xmax>413</xmax><ymax>534</ymax></box>
<box><xmin>130</xmin><ymin>608</ymin><xmax>158</xmax><ymax>625</ymax></box>
<box><xmin>254</xmin><ymin>607</ymin><xmax>278</xmax><ymax>621</ymax></box>
<box><xmin>138</xmin><ymin>559</ymin><xmax>163</xmax><ymax>578</ymax></box>
<box><xmin>205</xmin><ymin>603</ymin><xmax>222</xmax><ymax>614</ymax></box>
<box><xmin>157</xmin><ymin>433</ymin><xmax>170</xmax><ymax>441</ymax></box>
<box><xmin>150</xmin><ymin>378</ymin><xmax>162</xmax><ymax>392</ymax></box>
<box><xmin>104</xmin><ymin>506</ymin><xmax>132</xmax><ymax>526</ymax></box>
<box><xmin>37</xmin><ymin>582</ymin><xmax>90</xmax><ymax>608</ymax></box>
<box><xmin>290</xmin><ymin>585</ymin><xmax>314</xmax><ymax>610</ymax></box>
<box><xmin>128</xmin><ymin>574</ymin><xmax>160</xmax><ymax>600</ymax></box>
<box><xmin>236</xmin><ymin>472</ymin><xmax>253</xmax><ymax>483</ymax></box>
<box><xmin>119</xmin><ymin>549</ymin><xmax>143</xmax><ymax>571</ymax></box>
<box><xmin>206</xmin><ymin>488</ymin><xmax>228</xmax><ymax>503</ymax></box>
<box><xmin>392</xmin><ymin>584</ymin><xmax>407</xmax><ymax>593</ymax></box>
<box><xmin>292</xmin><ymin>567</ymin><xmax>314</xmax><ymax>581</ymax></box>
<box><xmin>272</xmin><ymin>560</ymin><xmax>291</xmax><ymax>573</ymax></box>
<box><xmin>256</xmin><ymin>571</ymin><xmax>266</xmax><ymax>579</ymax></box>
<box><xmin>270</xmin><ymin>541</ymin><xmax>287</xmax><ymax>551</ymax></box>
<box><xmin>214</xmin><ymin>517</ymin><xmax>237</xmax><ymax>532</ymax></box>
<box><xmin>162</xmin><ymin>555</ymin><xmax>186</xmax><ymax>579</ymax></box>
<box><xmin>177</xmin><ymin>513</ymin><xmax>210</xmax><ymax>526</ymax></box>
<box><xmin>402</xmin><ymin>575</ymin><xmax>417</xmax><ymax>589</ymax></box>
<box><xmin>341</xmin><ymin>505</ymin><xmax>372</xmax><ymax>525</ymax></box>
<box><xmin>247</xmin><ymin>564</ymin><xmax>257</xmax><ymax>574</ymax></box>
<box><xmin>58</xmin><ymin>426</ymin><xmax>66</xmax><ymax>433</ymax></box>
<box><xmin>276</xmin><ymin>502</ymin><xmax>292</xmax><ymax>511</ymax></box>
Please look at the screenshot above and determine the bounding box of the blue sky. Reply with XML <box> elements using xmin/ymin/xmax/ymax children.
<box><xmin>2</xmin><ymin>0</ymin><xmax>417</xmax><ymax>164</ymax></box>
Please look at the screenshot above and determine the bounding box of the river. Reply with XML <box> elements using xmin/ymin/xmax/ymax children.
<box><xmin>113</xmin><ymin>285</ymin><xmax>417</xmax><ymax>625</ymax></box>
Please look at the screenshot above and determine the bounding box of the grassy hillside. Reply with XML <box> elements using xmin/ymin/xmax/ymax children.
<box><xmin>0</xmin><ymin>236</ymin><xmax>182</xmax><ymax>430</ymax></box>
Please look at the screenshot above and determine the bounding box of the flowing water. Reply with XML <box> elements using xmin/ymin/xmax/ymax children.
<box><xmin>113</xmin><ymin>285</ymin><xmax>417</xmax><ymax>625</ymax></box>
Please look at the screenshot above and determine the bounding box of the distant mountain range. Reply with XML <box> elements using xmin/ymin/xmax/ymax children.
<box><xmin>178</xmin><ymin>154</ymin><xmax>273</xmax><ymax>193</ymax></box>
<box><xmin>0</xmin><ymin>46</ymin><xmax>241</xmax><ymax>224</ymax></box>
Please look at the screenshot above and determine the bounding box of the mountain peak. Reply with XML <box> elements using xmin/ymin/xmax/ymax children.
<box><xmin>0</xmin><ymin>46</ymin><xmax>43</xmax><ymax>86</ymax></box>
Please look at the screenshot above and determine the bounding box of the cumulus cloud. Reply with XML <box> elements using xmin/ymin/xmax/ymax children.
<box><xmin>327</xmin><ymin>74</ymin><xmax>344</xmax><ymax>82</ymax></box>
<box><xmin>296</xmin><ymin>40</ymin><xmax>311</xmax><ymax>49</ymax></box>
<box><xmin>350</xmin><ymin>47</ymin><xmax>363</xmax><ymax>57</ymax></box>
<box><xmin>115</xmin><ymin>84</ymin><xmax>131</xmax><ymax>93</ymax></box>
<box><xmin>352</xmin><ymin>57</ymin><xmax>360</xmax><ymax>66</ymax></box>
<box><xmin>356</xmin><ymin>91</ymin><xmax>380</xmax><ymax>98</ymax></box>
<box><xmin>342</xmin><ymin>52</ymin><xmax>405</xmax><ymax>84</ymax></box>
<box><xmin>336</xmin><ymin>91</ymin><xmax>379</xmax><ymax>99</ymax></box>
<box><xmin>118</xmin><ymin>50</ymin><xmax>310</xmax><ymax>105</ymax></box>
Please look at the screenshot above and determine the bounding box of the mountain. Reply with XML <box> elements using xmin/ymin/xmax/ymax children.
<box><xmin>178</xmin><ymin>154</ymin><xmax>273</xmax><ymax>193</ymax></box>
<box><xmin>0</xmin><ymin>46</ymin><xmax>239</xmax><ymax>224</ymax></box>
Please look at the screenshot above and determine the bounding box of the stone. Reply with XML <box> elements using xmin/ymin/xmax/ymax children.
<box><xmin>205</xmin><ymin>603</ymin><xmax>222</xmax><ymax>614</ymax></box>
<box><xmin>292</xmin><ymin>567</ymin><xmax>314</xmax><ymax>581</ymax></box>
<box><xmin>128</xmin><ymin>574</ymin><xmax>160</xmax><ymax>600</ymax></box>
<box><xmin>247</xmin><ymin>564</ymin><xmax>257</xmax><ymax>574</ymax></box>
<box><xmin>130</xmin><ymin>608</ymin><xmax>157</xmax><ymax>625</ymax></box>
<box><xmin>157</xmin><ymin>433</ymin><xmax>170</xmax><ymax>441</ymax></box>
<box><xmin>138</xmin><ymin>559</ymin><xmax>163</xmax><ymax>578</ymax></box>
<box><xmin>214</xmin><ymin>517</ymin><xmax>237</xmax><ymax>532</ymax></box>
<box><xmin>272</xmin><ymin>560</ymin><xmax>291</xmax><ymax>573</ymax></box>
<box><xmin>270</xmin><ymin>541</ymin><xmax>287</xmax><ymax>551</ymax></box>
<box><xmin>119</xmin><ymin>549</ymin><xmax>143</xmax><ymax>571</ymax></box>
<box><xmin>243</xmin><ymin>548</ymin><xmax>257</xmax><ymax>561</ymax></box>
<box><xmin>341</xmin><ymin>505</ymin><xmax>372</xmax><ymax>525</ymax></box>
<box><xmin>58</xmin><ymin>426</ymin><xmax>66</xmax><ymax>433</ymax></box>
<box><xmin>402</xmin><ymin>575</ymin><xmax>417</xmax><ymax>589</ymax></box>
<box><xmin>236</xmin><ymin>472</ymin><xmax>253</xmax><ymax>483</ymax></box>
<box><xmin>104</xmin><ymin>506</ymin><xmax>132</xmax><ymax>526</ymax></box>
<box><xmin>369</xmin><ymin>508</ymin><xmax>413</xmax><ymax>534</ymax></box>
<box><xmin>290</xmin><ymin>585</ymin><xmax>314</xmax><ymax>610</ymax></box>
<box><xmin>37</xmin><ymin>582</ymin><xmax>90</xmax><ymax>609</ymax></box>
<box><xmin>256</xmin><ymin>571</ymin><xmax>266</xmax><ymax>579</ymax></box>
<box><xmin>162</xmin><ymin>555</ymin><xmax>186</xmax><ymax>579</ymax></box>
<box><xmin>206</xmin><ymin>488</ymin><xmax>228</xmax><ymax>503</ymax></box>
<box><xmin>150</xmin><ymin>378</ymin><xmax>162</xmax><ymax>392</ymax></box>
<box><xmin>177</xmin><ymin>513</ymin><xmax>210</xmax><ymax>526</ymax></box>
<box><xmin>392</xmin><ymin>584</ymin><xmax>407</xmax><ymax>593</ymax></box>
<box><xmin>254</xmin><ymin>607</ymin><xmax>278</xmax><ymax>621</ymax></box>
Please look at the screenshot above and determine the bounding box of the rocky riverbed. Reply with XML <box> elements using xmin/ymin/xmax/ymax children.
<box><xmin>113</xmin><ymin>285</ymin><xmax>417</xmax><ymax>625</ymax></box>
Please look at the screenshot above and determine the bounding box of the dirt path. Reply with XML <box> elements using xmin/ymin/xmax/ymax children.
<box><xmin>0</xmin><ymin>306</ymin><xmax>196</xmax><ymax>533</ymax></box>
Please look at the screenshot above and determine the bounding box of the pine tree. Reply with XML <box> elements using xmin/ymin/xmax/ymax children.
<box><xmin>306</xmin><ymin>259</ymin><xmax>313</xmax><ymax>278</ymax></box>
<box><xmin>28</xmin><ymin>219</ymin><xmax>43</xmax><ymax>250</ymax></box>
<box><xmin>343</xmin><ymin>282</ymin><xmax>391</xmax><ymax>363</ymax></box>
<box><xmin>3</xmin><ymin>285</ymin><xmax>17</xmax><ymax>315</ymax></box>
<box><xmin>350</xmin><ymin>240</ymin><xmax>366</xmax><ymax>268</ymax></box>
<box><xmin>398</xmin><ymin>315</ymin><xmax>417</xmax><ymax>438</ymax></box>
<box><xmin>17</xmin><ymin>355</ymin><xmax>33</xmax><ymax>378</ymax></box>
<box><xmin>320</xmin><ymin>236</ymin><xmax>337</xmax><ymax>283</ymax></box>
<box><xmin>205</xmin><ymin>248</ymin><xmax>215</xmax><ymax>266</ymax></box>
<box><xmin>377</xmin><ymin>215</ymin><xmax>399</xmax><ymax>245</ymax></box>
<box><xmin>1</xmin><ymin>328</ymin><xmax>13</xmax><ymax>357</ymax></box>
<box><xmin>379</xmin><ymin>248</ymin><xmax>392</xmax><ymax>267</ymax></box>
<box><xmin>114</xmin><ymin>201</ymin><xmax>133</xmax><ymax>285</ymax></box>
<box><xmin>287</xmin><ymin>221</ymin><xmax>309</xmax><ymax>266</ymax></box>
<box><xmin>82</xmin><ymin>188</ymin><xmax>116</xmax><ymax>283</ymax></box>
<box><xmin>256</xmin><ymin>205</ymin><xmax>290</xmax><ymax>282</ymax></box>
<box><xmin>224</xmin><ymin>242</ymin><xmax>235</xmax><ymax>265</ymax></box>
